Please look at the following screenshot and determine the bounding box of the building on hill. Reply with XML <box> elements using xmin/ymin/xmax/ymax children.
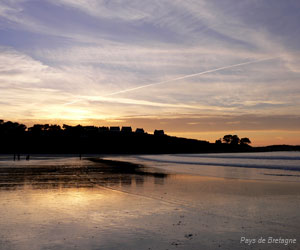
<box><xmin>110</xmin><ymin>126</ymin><xmax>120</xmax><ymax>132</ymax></box>
<box><xmin>154</xmin><ymin>129</ymin><xmax>164</xmax><ymax>136</ymax></box>
<box><xmin>121</xmin><ymin>126</ymin><xmax>132</xmax><ymax>133</ymax></box>
<box><xmin>135</xmin><ymin>128</ymin><xmax>145</xmax><ymax>134</ymax></box>
<box><xmin>99</xmin><ymin>126</ymin><xmax>109</xmax><ymax>132</ymax></box>
<box><xmin>84</xmin><ymin>126</ymin><xmax>98</xmax><ymax>132</ymax></box>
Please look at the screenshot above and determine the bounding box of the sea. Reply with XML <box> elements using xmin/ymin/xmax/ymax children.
<box><xmin>108</xmin><ymin>151</ymin><xmax>300</xmax><ymax>182</ymax></box>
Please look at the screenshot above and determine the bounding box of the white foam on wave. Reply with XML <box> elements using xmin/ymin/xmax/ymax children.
<box><xmin>175</xmin><ymin>153</ymin><xmax>300</xmax><ymax>161</ymax></box>
<box><xmin>136</xmin><ymin>152</ymin><xmax>300</xmax><ymax>172</ymax></box>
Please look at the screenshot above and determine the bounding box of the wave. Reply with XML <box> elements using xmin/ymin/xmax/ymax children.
<box><xmin>136</xmin><ymin>156</ymin><xmax>300</xmax><ymax>172</ymax></box>
<box><xmin>174</xmin><ymin>154</ymin><xmax>300</xmax><ymax>161</ymax></box>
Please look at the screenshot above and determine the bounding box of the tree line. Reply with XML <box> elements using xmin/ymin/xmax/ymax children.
<box><xmin>215</xmin><ymin>134</ymin><xmax>251</xmax><ymax>146</ymax></box>
<box><xmin>0</xmin><ymin>119</ymin><xmax>252</xmax><ymax>154</ymax></box>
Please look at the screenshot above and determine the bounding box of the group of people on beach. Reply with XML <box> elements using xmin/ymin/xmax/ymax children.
<box><xmin>13</xmin><ymin>154</ymin><xmax>82</xmax><ymax>161</ymax></box>
<box><xmin>13</xmin><ymin>154</ymin><xmax>30</xmax><ymax>161</ymax></box>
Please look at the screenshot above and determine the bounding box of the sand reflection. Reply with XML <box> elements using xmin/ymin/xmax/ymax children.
<box><xmin>0</xmin><ymin>158</ymin><xmax>168</xmax><ymax>191</ymax></box>
<box><xmin>0</xmin><ymin>157</ymin><xmax>299</xmax><ymax>250</ymax></box>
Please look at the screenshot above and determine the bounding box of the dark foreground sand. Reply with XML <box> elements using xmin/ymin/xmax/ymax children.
<box><xmin>0</xmin><ymin>157</ymin><xmax>299</xmax><ymax>250</ymax></box>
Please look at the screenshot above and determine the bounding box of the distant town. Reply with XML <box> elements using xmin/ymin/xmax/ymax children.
<box><xmin>62</xmin><ymin>124</ymin><xmax>166</xmax><ymax>136</ymax></box>
<box><xmin>0</xmin><ymin>119</ymin><xmax>165</xmax><ymax>136</ymax></box>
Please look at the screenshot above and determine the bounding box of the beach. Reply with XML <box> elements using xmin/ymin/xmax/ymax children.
<box><xmin>0</xmin><ymin>153</ymin><xmax>299</xmax><ymax>250</ymax></box>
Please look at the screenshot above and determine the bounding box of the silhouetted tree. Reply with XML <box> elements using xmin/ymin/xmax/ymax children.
<box><xmin>222</xmin><ymin>134</ymin><xmax>240</xmax><ymax>145</ymax></box>
<box><xmin>223</xmin><ymin>134</ymin><xmax>233</xmax><ymax>144</ymax></box>
<box><xmin>230</xmin><ymin>135</ymin><xmax>240</xmax><ymax>145</ymax></box>
<box><xmin>28</xmin><ymin>124</ymin><xmax>44</xmax><ymax>135</ymax></box>
<box><xmin>240</xmin><ymin>137</ymin><xmax>251</xmax><ymax>145</ymax></box>
<box><xmin>48</xmin><ymin>125</ymin><xmax>61</xmax><ymax>131</ymax></box>
<box><xmin>215</xmin><ymin>138</ymin><xmax>222</xmax><ymax>144</ymax></box>
<box><xmin>1</xmin><ymin>121</ymin><xmax>26</xmax><ymax>135</ymax></box>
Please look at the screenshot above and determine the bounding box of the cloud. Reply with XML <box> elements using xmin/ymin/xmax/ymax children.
<box><xmin>0</xmin><ymin>0</ymin><xmax>300</xmax><ymax>146</ymax></box>
<box><xmin>53</xmin><ymin>0</ymin><xmax>148</xmax><ymax>21</ymax></box>
<box><xmin>1</xmin><ymin>45</ymin><xmax>299</xmax><ymax>123</ymax></box>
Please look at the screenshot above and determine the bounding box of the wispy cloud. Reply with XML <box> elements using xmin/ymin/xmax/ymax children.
<box><xmin>53</xmin><ymin>0</ymin><xmax>149</xmax><ymax>21</ymax></box>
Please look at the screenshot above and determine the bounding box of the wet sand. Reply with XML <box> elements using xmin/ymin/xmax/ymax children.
<box><xmin>0</xmin><ymin>157</ymin><xmax>299</xmax><ymax>250</ymax></box>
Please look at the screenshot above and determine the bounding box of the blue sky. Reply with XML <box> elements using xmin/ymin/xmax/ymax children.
<box><xmin>1</xmin><ymin>0</ymin><xmax>300</xmax><ymax>145</ymax></box>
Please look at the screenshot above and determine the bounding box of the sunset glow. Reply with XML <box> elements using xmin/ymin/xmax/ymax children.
<box><xmin>1</xmin><ymin>0</ymin><xmax>300</xmax><ymax>145</ymax></box>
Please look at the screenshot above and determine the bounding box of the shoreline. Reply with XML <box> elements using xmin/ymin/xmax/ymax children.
<box><xmin>1</xmin><ymin>153</ymin><xmax>300</xmax><ymax>182</ymax></box>
<box><xmin>0</xmin><ymin>144</ymin><xmax>300</xmax><ymax>158</ymax></box>
<box><xmin>0</xmin><ymin>155</ymin><xmax>299</xmax><ymax>184</ymax></box>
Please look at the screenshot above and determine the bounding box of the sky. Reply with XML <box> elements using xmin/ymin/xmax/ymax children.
<box><xmin>0</xmin><ymin>0</ymin><xmax>300</xmax><ymax>146</ymax></box>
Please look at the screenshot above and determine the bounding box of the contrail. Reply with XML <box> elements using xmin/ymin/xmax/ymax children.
<box><xmin>63</xmin><ymin>57</ymin><xmax>274</xmax><ymax>106</ymax></box>
<box><xmin>103</xmin><ymin>57</ymin><xmax>274</xmax><ymax>97</ymax></box>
